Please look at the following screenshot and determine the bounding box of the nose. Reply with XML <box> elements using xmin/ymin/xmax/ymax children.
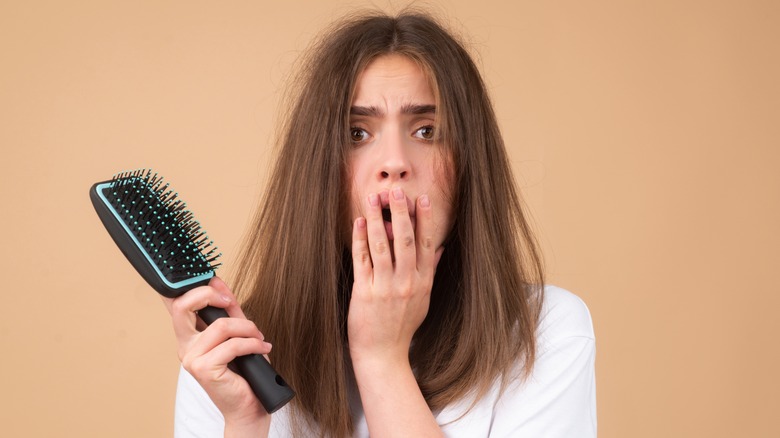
<box><xmin>377</xmin><ymin>134</ymin><xmax>411</xmax><ymax>182</ymax></box>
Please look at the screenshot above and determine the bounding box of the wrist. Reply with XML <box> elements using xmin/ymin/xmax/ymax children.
<box><xmin>350</xmin><ymin>344</ymin><xmax>410</xmax><ymax>368</ymax></box>
<box><xmin>351</xmin><ymin>350</ymin><xmax>414</xmax><ymax>383</ymax></box>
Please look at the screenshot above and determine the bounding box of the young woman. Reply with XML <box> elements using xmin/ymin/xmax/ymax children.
<box><xmin>167</xmin><ymin>10</ymin><xmax>596</xmax><ymax>438</ymax></box>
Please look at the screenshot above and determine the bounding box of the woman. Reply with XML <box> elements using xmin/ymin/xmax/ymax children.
<box><xmin>169</xmin><ymin>10</ymin><xmax>596</xmax><ymax>437</ymax></box>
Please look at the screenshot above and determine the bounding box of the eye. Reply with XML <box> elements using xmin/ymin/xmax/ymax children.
<box><xmin>413</xmin><ymin>125</ymin><xmax>435</xmax><ymax>141</ymax></box>
<box><xmin>350</xmin><ymin>127</ymin><xmax>369</xmax><ymax>143</ymax></box>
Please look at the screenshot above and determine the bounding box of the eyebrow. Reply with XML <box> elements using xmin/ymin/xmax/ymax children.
<box><xmin>350</xmin><ymin>104</ymin><xmax>436</xmax><ymax>117</ymax></box>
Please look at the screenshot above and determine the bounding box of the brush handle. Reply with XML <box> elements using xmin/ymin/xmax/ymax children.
<box><xmin>198</xmin><ymin>305</ymin><xmax>295</xmax><ymax>414</ymax></box>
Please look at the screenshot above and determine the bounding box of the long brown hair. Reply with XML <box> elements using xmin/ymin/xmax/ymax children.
<box><xmin>232</xmin><ymin>10</ymin><xmax>545</xmax><ymax>437</ymax></box>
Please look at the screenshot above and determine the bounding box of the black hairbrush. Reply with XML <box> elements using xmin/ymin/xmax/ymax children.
<box><xmin>89</xmin><ymin>169</ymin><xmax>294</xmax><ymax>413</ymax></box>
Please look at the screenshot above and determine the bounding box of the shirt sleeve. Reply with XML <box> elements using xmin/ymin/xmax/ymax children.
<box><xmin>489</xmin><ymin>286</ymin><xmax>597</xmax><ymax>437</ymax></box>
<box><xmin>173</xmin><ymin>366</ymin><xmax>225</xmax><ymax>438</ymax></box>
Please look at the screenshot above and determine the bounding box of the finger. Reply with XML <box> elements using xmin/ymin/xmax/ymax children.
<box><xmin>186</xmin><ymin>337</ymin><xmax>272</xmax><ymax>378</ymax></box>
<box><xmin>389</xmin><ymin>186</ymin><xmax>416</xmax><ymax>276</ymax></box>
<box><xmin>415</xmin><ymin>194</ymin><xmax>437</xmax><ymax>277</ymax></box>
<box><xmin>364</xmin><ymin>192</ymin><xmax>393</xmax><ymax>279</ymax></box>
<box><xmin>188</xmin><ymin>317</ymin><xmax>270</xmax><ymax>359</ymax></box>
<box><xmin>208</xmin><ymin>276</ymin><xmax>248</xmax><ymax>319</ymax></box>
<box><xmin>351</xmin><ymin>217</ymin><xmax>372</xmax><ymax>285</ymax></box>
<box><xmin>169</xmin><ymin>284</ymin><xmax>233</xmax><ymax>340</ymax></box>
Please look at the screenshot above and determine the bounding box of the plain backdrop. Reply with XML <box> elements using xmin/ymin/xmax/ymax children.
<box><xmin>1</xmin><ymin>0</ymin><xmax>778</xmax><ymax>436</ymax></box>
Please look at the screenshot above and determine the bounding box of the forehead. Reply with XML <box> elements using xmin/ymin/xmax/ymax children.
<box><xmin>352</xmin><ymin>54</ymin><xmax>435</xmax><ymax>106</ymax></box>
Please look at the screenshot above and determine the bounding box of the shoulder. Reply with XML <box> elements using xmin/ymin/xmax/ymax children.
<box><xmin>537</xmin><ymin>285</ymin><xmax>595</xmax><ymax>343</ymax></box>
<box><xmin>437</xmin><ymin>286</ymin><xmax>597</xmax><ymax>437</ymax></box>
<box><xmin>480</xmin><ymin>285</ymin><xmax>597</xmax><ymax>436</ymax></box>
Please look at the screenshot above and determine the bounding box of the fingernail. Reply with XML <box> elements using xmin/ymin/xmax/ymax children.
<box><xmin>220</xmin><ymin>294</ymin><xmax>231</xmax><ymax>303</ymax></box>
<box><xmin>355</xmin><ymin>217</ymin><xmax>366</xmax><ymax>229</ymax></box>
<box><xmin>263</xmin><ymin>341</ymin><xmax>273</xmax><ymax>350</ymax></box>
<box><xmin>393</xmin><ymin>186</ymin><xmax>404</xmax><ymax>200</ymax></box>
<box><xmin>420</xmin><ymin>194</ymin><xmax>430</xmax><ymax>208</ymax></box>
<box><xmin>368</xmin><ymin>193</ymin><xmax>379</xmax><ymax>207</ymax></box>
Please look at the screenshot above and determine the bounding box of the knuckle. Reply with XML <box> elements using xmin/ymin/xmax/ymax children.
<box><xmin>402</xmin><ymin>235</ymin><xmax>415</xmax><ymax>249</ymax></box>
<box><xmin>355</xmin><ymin>248</ymin><xmax>371</xmax><ymax>265</ymax></box>
<box><xmin>211</xmin><ymin>317</ymin><xmax>231</xmax><ymax>335</ymax></box>
<box><xmin>375</xmin><ymin>288</ymin><xmax>391</xmax><ymax>300</ymax></box>
<box><xmin>170</xmin><ymin>298</ymin><xmax>188</xmax><ymax>315</ymax></box>
<box><xmin>181</xmin><ymin>352</ymin><xmax>195</xmax><ymax>372</ymax></box>
<box><xmin>373</xmin><ymin>240</ymin><xmax>389</xmax><ymax>255</ymax></box>
<box><xmin>189</xmin><ymin>356</ymin><xmax>208</xmax><ymax>375</ymax></box>
<box><xmin>398</xmin><ymin>286</ymin><xmax>414</xmax><ymax>299</ymax></box>
<box><xmin>396</xmin><ymin>280</ymin><xmax>414</xmax><ymax>298</ymax></box>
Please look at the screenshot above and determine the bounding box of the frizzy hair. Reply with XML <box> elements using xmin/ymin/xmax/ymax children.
<box><xmin>231</xmin><ymin>10</ymin><xmax>544</xmax><ymax>437</ymax></box>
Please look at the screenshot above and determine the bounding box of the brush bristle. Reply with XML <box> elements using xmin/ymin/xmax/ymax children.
<box><xmin>103</xmin><ymin>169</ymin><xmax>221</xmax><ymax>283</ymax></box>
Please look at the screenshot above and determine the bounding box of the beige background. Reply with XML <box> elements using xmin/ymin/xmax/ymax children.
<box><xmin>1</xmin><ymin>0</ymin><xmax>778</xmax><ymax>436</ymax></box>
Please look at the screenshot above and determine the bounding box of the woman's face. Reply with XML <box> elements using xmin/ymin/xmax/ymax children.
<box><xmin>345</xmin><ymin>54</ymin><xmax>454</xmax><ymax>252</ymax></box>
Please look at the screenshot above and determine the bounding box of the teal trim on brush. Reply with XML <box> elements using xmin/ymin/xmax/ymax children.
<box><xmin>95</xmin><ymin>182</ymin><xmax>214</xmax><ymax>289</ymax></box>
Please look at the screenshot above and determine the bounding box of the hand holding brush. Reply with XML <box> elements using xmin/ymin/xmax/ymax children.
<box><xmin>89</xmin><ymin>169</ymin><xmax>295</xmax><ymax>415</ymax></box>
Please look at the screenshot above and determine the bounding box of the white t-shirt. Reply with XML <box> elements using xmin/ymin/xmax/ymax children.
<box><xmin>174</xmin><ymin>285</ymin><xmax>597</xmax><ymax>437</ymax></box>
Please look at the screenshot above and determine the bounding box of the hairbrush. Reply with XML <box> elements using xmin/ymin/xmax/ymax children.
<box><xmin>89</xmin><ymin>169</ymin><xmax>294</xmax><ymax>413</ymax></box>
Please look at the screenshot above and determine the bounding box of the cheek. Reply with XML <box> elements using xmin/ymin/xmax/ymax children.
<box><xmin>342</xmin><ymin>172</ymin><xmax>365</xmax><ymax>248</ymax></box>
<box><xmin>346</xmin><ymin>154</ymin><xmax>373</xmax><ymax>218</ymax></box>
<box><xmin>431</xmin><ymin>155</ymin><xmax>456</xmax><ymax>240</ymax></box>
<box><xmin>348</xmin><ymin>187</ymin><xmax>364</xmax><ymax>220</ymax></box>
<box><xmin>433</xmin><ymin>196</ymin><xmax>455</xmax><ymax>240</ymax></box>
<box><xmin>346</xmin><ymin>173</ymin><xmax>365</xmax><ymax>218</ymax></box>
